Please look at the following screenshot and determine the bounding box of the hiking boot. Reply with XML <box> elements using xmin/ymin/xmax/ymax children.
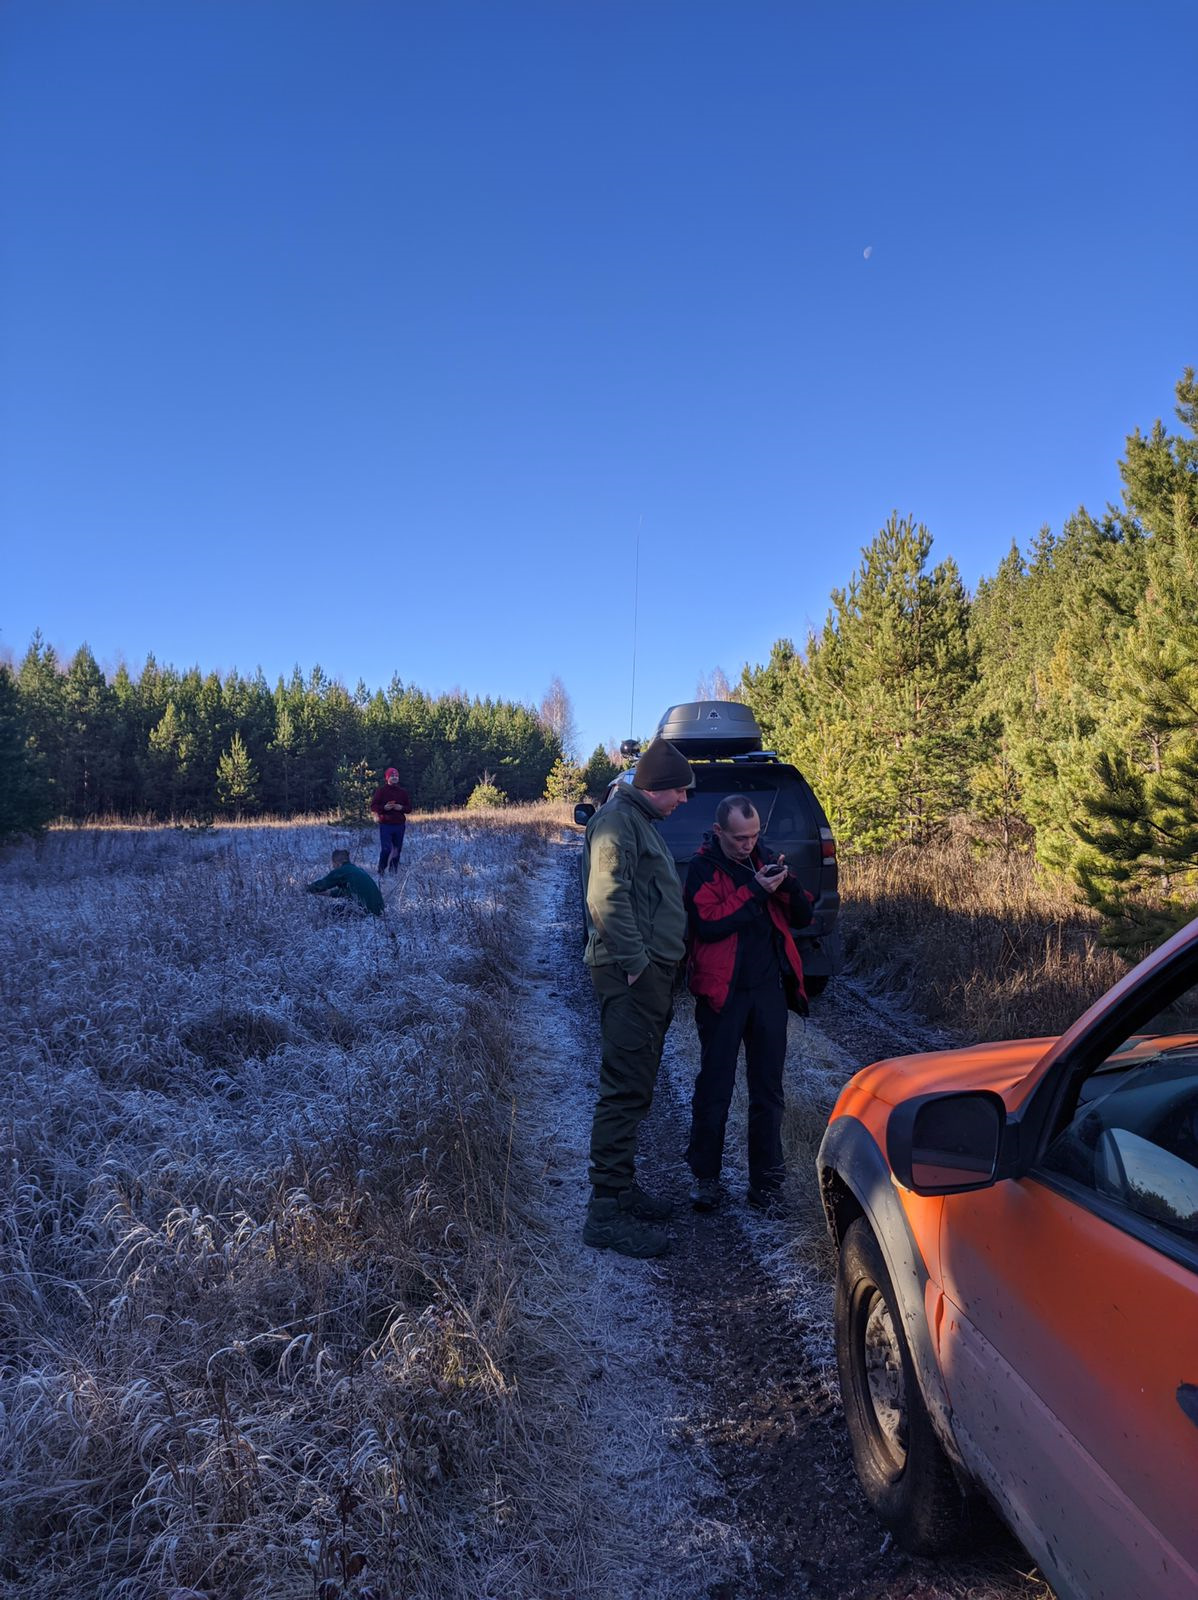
<box><xmin>619</xmin><ymin>1182</ymin><xmax>674</xmax><ymax>1222</ymax></box>
<box><xmin>689</xmin><ymin>1176</ymin><xmax>723</xmax><ymax>1212</ymax></box>
<box><xmin>746</xmin><ymin>1184</ymin><xmax>787</xmax><ymax>1217</ymax></box>
<box><xmin>582</xmin><ymin>1197</ymin><xmax>670</xmax><ymax>1258</ymax></box>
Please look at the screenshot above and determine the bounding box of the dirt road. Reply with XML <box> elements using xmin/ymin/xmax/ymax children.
<box><xmin>511</xmin><ymin>838</ymin><xmax>1050</xmax><ymax>1600</ymax></box>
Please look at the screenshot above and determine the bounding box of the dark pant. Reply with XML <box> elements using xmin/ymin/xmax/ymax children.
<box><xmin>687</xmin><ymin>975</ymin><xmax>788</xmax><ymax>1191</ymax></box>
<box><xmin>378</xmin><ymin>821</ymin><xmax>405</xmax><ymax>873</ymax></box>
<box><xmin>588</xmin><ymin>958</ymin><xmax>676</xmax><ymax>1191</ymax></box>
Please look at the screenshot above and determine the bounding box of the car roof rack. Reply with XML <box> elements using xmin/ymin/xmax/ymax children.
<box><xmin>691</xmin><ymin>750</ymin><xmax>779</xmax><ymax>761</ymax></box>
<box><xmin>687</xmin><ymin>750</ymin><xmax>780</xmax><ymax>765</ymax></box>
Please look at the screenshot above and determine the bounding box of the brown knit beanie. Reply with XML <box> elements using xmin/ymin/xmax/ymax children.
<box><xmin>633</xmin><ymin>736</ymin><xmax>695</xmax><ymax>792</ymax></box>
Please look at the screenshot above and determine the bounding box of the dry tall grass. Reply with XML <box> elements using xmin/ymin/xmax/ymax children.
<box><xmin>0</xmin><ymin>820</ymin><xmax>591</xmax><ymax>1599</ymax></box>
<box><xmin>48</xmin><ymin>800</ymin><xmax>577</xmax><ymax>835</ymax></box>
<box><xmin>841</xmin><ymin>830</ymin><xmax>1128</xmax><ymax>1040</ymax></box>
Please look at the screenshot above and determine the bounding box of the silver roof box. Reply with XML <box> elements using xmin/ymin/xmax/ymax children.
<box><xmin>655</xmin><ymin>701</ymin><xmax>763</xmax><ymax>758</ymax></box>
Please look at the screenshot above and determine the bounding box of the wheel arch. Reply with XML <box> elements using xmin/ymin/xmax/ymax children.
<box><xmin>817</xmin><ymin>1115</ymin><xmax>968</xmax><ymax>1475</ymax></box>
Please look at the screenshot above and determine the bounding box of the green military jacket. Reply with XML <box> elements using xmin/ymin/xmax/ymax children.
<box><xmin>306</xmin><ymin>862</ymin><xmax>384</xmax><ymax>915</ymax></box>
<box><xmin>582</xmin><ymin>784</ymin><xmax>686</xmax><ymax>977</ymax></box>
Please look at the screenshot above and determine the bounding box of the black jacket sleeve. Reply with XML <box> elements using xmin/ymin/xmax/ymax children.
<box><xmin>685</xmin><ymin>856</ymin><xmax>771</xmax><ymax>941</ymax></box>
<box><xmin>777</xmin><ymin>871</ymin><xmax>814</xmax><ymax>929</ymax></box>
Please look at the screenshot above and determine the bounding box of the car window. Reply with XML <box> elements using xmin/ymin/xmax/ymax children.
<box><xmin>1041</xmin><ymin>978</ymin><xmax>1198</xmax><ymax>1242</ymax></box>
<box><xmin>658</xmin><ymin>785</ymin><xmax>779</xmax><ymax>850</ymax></box>
<box><xmin>655</xmin><ymin>773</ymin><xmax>818</xmax><ymax>857</ymax></box>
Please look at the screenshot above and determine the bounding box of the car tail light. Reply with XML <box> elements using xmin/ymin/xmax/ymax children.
<box><xmin>820</xmin><ymin>827</ymin><xmax>837</xmax><ymax>862</ymax></box>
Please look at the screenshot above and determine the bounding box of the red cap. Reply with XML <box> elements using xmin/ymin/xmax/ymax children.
<box><xmin>385</xmin><ymin>767</ymin><xmax>399</xmax><ymax>782</ymax></box>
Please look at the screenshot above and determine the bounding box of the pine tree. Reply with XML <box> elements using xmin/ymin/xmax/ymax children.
<box><xmin>970</xmin><ymin>509</ymin><xmax>1147</xmax><ymax>874</ymax></box>
<box><xmin>1072</xmin><ymin>497</ymin><xmax>1198</xmax><ymax>950</ymax></box>
<box><xmin>419</xmin><ymin>750</ymin><xmax>454</xmax><ymax>807</ymax></box>
<box><xmin>109</xmin><ymin>663</ymin><xmax>143</xmax><ymax>812</ymax></box>
<box><xmin>1118</xmin><ymin>366</ymin><xmax>1198</xmax><ymax>544</ymax></box>
<box><xmin>544</xmin><ymin>756</ymin><xmax>585</xmax><ymax>803</ymax></box>
<box><xmin>967</xmin><ymin>745</ymin><xmax>1026</xmax><ymax>849</ymax></box>
<box><xmin>147</xmin><ymin>701</ymin><xmax>195</xmax><ymax>817</ymax></box>
<box><xmin>17</xmin><ymin>632</ymin><xmax>66</xmax><ymax>810</ymax></box>
<box><xmin>0</xmin><ymin>667</ymin><xmax>54</xmax><ymax>840</ymax></box>
<box><xmin>333</xmin><ymin>756</ymin><xmax>375</xmax><ymax>823</ymax></box>
<box><xmin>743</xmin><ymin>515</ymin><xmax>975</xmax><ymax>848</ymax></box>
<box><xmin>270</xmin><ymin>697</ymin><xmax>302</xmax><ymax>815</ymax></box>
<box><xmin>581</xmin><ymin>743</ymin><xmax>619</xmax><ymax>797</ymax></box>
<box><xmin>215</xmin><ymin>732</ymin><xmax>260</xmax><ymax>817</ymax></box>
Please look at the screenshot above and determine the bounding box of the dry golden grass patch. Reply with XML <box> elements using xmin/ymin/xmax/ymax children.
<box><xmin>48</xmin><ymin>799</ymin><xmax>577</xmax><ymax>835</ymax></box>
<box><xmin>841</xmin><ymin>830</ymin><xmax>1127</xmax><ymax>1040</ymax></box>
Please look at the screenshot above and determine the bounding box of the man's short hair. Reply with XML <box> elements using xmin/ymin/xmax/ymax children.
<box><xmin>715</xmin><ymin>795</ymin><xmax>758</xmax><ymax>830</ymax></box>
<box><xmin>331</xmin><ymin>848</ymin><xmax>351</xmax><ymax>865</ymax></box>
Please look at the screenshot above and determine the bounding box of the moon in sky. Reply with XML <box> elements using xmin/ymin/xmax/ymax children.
<box><xmin>863</xmin><ymin>245</ymin><xmax>873</xmax><ymax>259</ymax></box>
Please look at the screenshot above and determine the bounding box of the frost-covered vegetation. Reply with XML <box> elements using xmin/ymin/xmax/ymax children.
<box><xmin>0</xmin><ymin>818</ymin><xmax>590</xmax><ymax>1599</ymax></box>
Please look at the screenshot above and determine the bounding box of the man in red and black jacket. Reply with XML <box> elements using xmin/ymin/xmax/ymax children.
<box><xmin>684</xmin><ymin>793</ymin><xmax>813</xmax><ymax>1213</ymax></box>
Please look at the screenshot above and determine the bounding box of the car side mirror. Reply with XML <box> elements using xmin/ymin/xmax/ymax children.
<box><xmin>887</xmin><ymin>1090</ymin><xmax>1006</xmax><ymax>1195</ymax></box>
<box><xmin>574</xmin><ymin>803</ymin><xmax>595</xmax><ymax>827</ymax></box>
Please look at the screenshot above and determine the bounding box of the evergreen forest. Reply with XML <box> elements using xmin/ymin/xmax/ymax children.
<box><xmin>3</xmin><ymin>367</ymin><xmax>1195</xmax><ymax>949</ymax></box>
<box><xmin>739</xmin><ymin>367</ymin><xmax>1198</xmax><ymax>951</ymax></box>
<box><xmin>0</xmin><ymin>654</ymin><xmax>562</xmax><ymax>829</ymax></box>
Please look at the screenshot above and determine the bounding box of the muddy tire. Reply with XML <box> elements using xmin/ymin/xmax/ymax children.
<box><xmin>835</xmin><ymin>1217</ymin><xmax>967</xmax><ymax>1555</ymax></box>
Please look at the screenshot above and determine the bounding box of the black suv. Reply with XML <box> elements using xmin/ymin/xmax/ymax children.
<box><xmin>575</xmin><ymin>701</ymin><xmax>843</xmax><ymax>993</ymax></box>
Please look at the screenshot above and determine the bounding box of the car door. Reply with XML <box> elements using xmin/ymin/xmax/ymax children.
<box><xmin>933</xmin><ymin>977</ymin><xmax>1198</xmax><ymax>1600</ymax></box>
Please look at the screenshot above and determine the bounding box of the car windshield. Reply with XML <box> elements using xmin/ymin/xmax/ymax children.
<box><xmin>1083</xmin><ymin>1032</ymin><xmax>1198</xmax><ymax>1087</ymax></box>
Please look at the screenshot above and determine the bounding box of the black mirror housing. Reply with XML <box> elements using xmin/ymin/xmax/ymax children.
<box><xmin>887</xmin><ymin>1090</ymin><xmax>1007</xmax><ymax>1195</ymax></box>
<box><xmin>574</xmin><ymin>803</ymin><xmax>596</xmax><ymax>827</ymax></box>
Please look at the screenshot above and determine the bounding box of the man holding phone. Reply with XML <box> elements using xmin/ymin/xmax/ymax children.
<box><xmin>684</xmin><ymin>794</ymin><xmax>813</xmax><ymax>1213</ymax></box>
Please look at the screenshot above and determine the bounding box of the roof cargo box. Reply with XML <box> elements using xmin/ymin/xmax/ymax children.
<box><xmin>655</xmin><ymin>701</ymin><xmax>763</xmax><ymax>758</ymax></box>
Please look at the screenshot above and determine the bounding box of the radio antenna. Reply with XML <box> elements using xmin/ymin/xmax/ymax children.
<box><xmin>629</xmin><ymin>521</ymin><xmax>641</xmax><ymax>737</ymax></box>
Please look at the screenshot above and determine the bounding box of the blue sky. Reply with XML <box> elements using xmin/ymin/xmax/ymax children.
<box><xmin>3</xmin><ymin>1</ymin><xmax>1195</xmax><ymax>758</ymax></box>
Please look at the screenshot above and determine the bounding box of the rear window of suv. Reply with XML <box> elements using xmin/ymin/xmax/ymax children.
<box><xmin>653</xmin><ymin>771</ymin><xmax>816</xmax><ymax>859</ymax></box>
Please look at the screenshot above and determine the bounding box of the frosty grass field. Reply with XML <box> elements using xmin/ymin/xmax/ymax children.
<box><xmin>0</xmin><ymin>815</ymin><xmax>595</xmax><ymax>1600</ymax></box>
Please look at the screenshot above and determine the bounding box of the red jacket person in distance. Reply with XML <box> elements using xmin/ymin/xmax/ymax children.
<box><xmin>685</xmin><ymin>793</ymin><xmax>812</xmax><ymax>1213</ymax></box>
<box><xmin>370</xmin><ymin>768</ymin><xmax>411</xmax><ymax>878</ymax></box>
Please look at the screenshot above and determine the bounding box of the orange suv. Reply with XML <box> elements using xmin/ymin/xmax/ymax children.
<box><xmin>817</xmin><ymin>916</ymin><xmax>1198</xmax><ymax>1599</ymax></box>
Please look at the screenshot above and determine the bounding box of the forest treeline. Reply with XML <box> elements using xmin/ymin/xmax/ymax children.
<box><xmin>0</xmin><ymin>651</ymin><xmax>565</xmax><ymax>827</ymax></box>
<box><xmin>2</xmin><ymin>368</ymin><xmax>1194</xmax><ymax>948</ymax></box>
<box><xmin>739</xmin><ymin>367</ymin><xmax>1197</xmax><ymax>951</ymax></box>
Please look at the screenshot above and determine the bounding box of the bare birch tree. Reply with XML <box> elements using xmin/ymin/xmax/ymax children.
<box><xmin>695</xmin><ymin>667</ymin><xmax>735</xmax><ymax>701</ymax></box>
<box><xmin>539</xmin><ymin>676</ymin><xmax>579</xmax><ymax>758</ymax></box>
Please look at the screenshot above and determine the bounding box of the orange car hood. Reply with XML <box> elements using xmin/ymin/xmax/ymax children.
<box><xmin>851</xmin><ymin>1037</ymin><xmax>1056</xmax><ymax>1111</ymax></box>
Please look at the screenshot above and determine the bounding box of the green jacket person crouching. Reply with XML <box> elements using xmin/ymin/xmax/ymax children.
<box><xmin>306</xmin><ymin>850</ymin><xmax>385</xmax><ymax>915</ymax></box>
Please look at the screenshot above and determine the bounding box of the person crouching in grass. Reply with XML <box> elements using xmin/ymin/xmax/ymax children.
<box><xmin>306</xmin><ymin>849</ymin><xmax>384</xmax><ymax>916</ymax></box>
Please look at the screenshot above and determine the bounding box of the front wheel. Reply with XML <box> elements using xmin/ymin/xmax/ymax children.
<box><xmin>835</xmin><ymin>1218</ymin><xmax>969</xmax><ymax>1554</ymax></box>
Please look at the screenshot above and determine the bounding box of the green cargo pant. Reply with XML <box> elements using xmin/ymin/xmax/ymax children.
<box><xmin>588</xmin><ymin>957</ymin><xmax>676</xmax><ymax>1191</ymax></box>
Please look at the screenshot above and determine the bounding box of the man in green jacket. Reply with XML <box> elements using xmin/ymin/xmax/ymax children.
<box><xmin>306</xmin><ymin>849</ymin><xmax>385</xmax><ymax>916</ymax></box>
<box><xmin>581</xmin><ymin>736</ymin><xmax>694</xmax><ymax>1257</ymax></box>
